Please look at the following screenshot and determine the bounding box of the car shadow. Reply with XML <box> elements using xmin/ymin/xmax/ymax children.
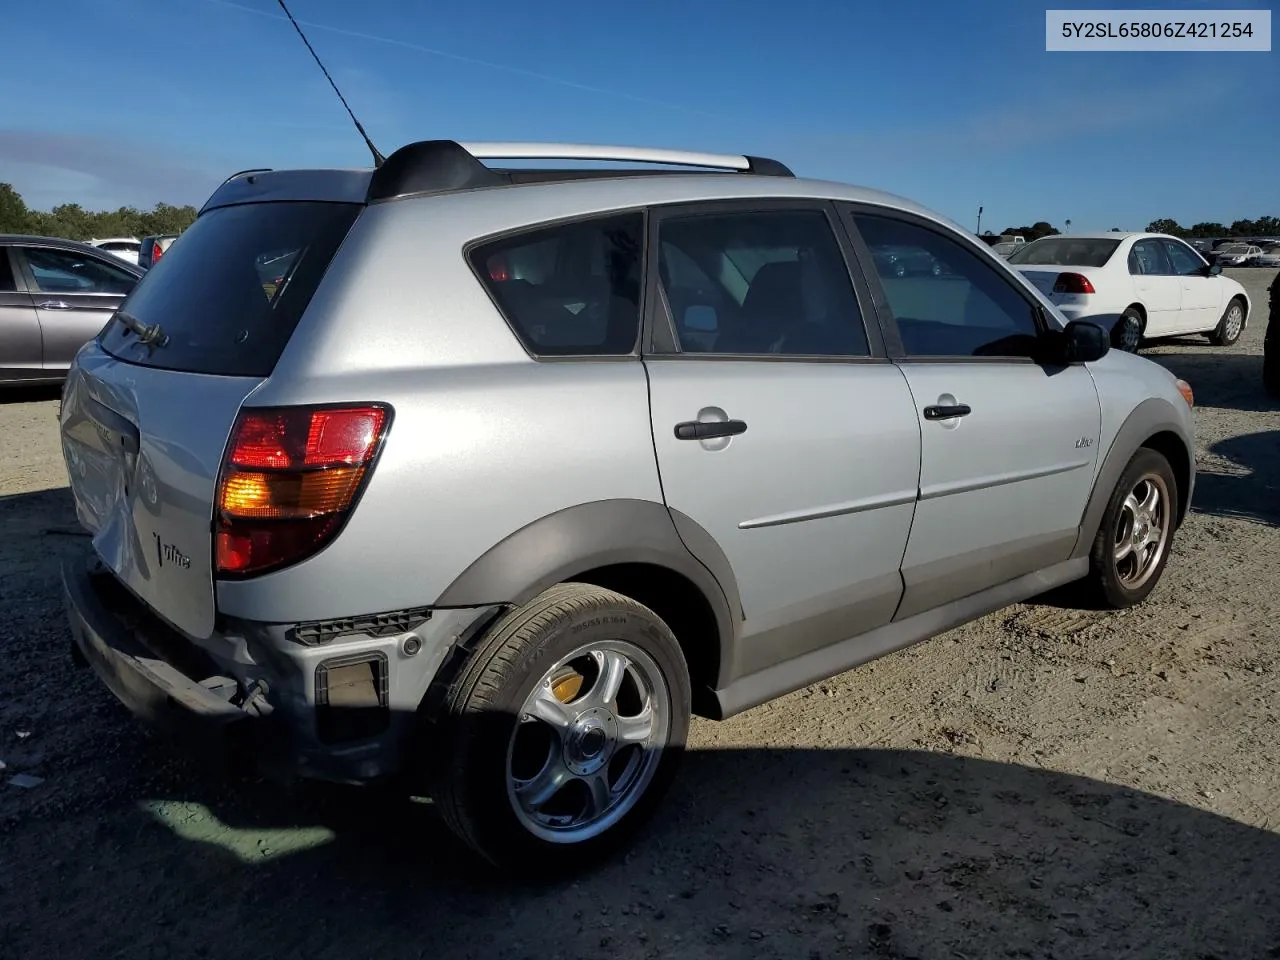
<box><xmin>1192</xmin><ymin>429</ymin><xmax>1280</xmax><ymax>527</ymax></box>
<box><xmin>1142</xmin><ymin>347</ymin><xmax>1278</xmax><ymax>413</ymax></box>
<box><xmin>0</xmin><ymin>383</ymin><xmax>61</xmax><ymax>405</ymax></box>
<box><xmin>2</xmin><ymin>735</ymin><xmax>1278</xmax><ymax>960</ymax></box>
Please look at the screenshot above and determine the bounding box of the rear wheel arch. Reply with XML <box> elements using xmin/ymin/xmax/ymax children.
<box><xmin>433</xmin><ymin>499</ymin><xmax>740</xmax><ymax>716</ymax></box>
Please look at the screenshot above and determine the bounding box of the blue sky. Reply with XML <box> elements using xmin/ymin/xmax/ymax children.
<box><xmin>1</xmin><ymin>0</ymin><xmax>1274</xmax><ymax>231</ymax></box>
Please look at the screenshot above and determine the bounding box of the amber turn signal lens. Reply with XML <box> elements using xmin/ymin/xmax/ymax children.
<box><xmin>1175</xmin><ymin>378</ymin><xmax>1194</xmax><ymax>408</ymax></box>
<box><xmin>218</xmin><ymin>466</ymin><xmax>366</xmax><ymax>519</ymax></box>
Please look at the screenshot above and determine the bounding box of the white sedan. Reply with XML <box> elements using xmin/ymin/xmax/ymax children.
<box><xmin>1006</xmin><ymin>232</ymin><xmax>1251</xmax><ymax>352</ymax></box>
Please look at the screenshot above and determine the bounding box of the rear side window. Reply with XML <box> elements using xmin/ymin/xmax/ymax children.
<box><xmin>470</xmin><ymin>213</ymin><xmax>644</xmax><ymax>356</ymax></box>
<box><xmin>1007</xmin><ymin>237</ymin><xmax>1120</xmax><ymax>267</ymax></box>
<box><xmin>99</xmin><ymin>202</ymin><xmax>361</xmax><ymax>377</ymax></box>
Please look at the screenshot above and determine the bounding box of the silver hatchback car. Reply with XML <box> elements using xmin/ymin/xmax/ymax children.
<box><xmin>58</xmin><ymin>140</ymin><xmax>1195</xmax><ymax>871</ymax></box>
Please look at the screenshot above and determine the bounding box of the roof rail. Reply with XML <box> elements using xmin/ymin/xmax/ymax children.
<box><xmin>459</xmin><ymin>141</ymin><xmax>740</xmax><ymax>169</ymax></box>
<box><xmin>365</xmin><ymin>139</ymin><xmax>792</xmax><ymax>202</ymax></box>
<box><xmin>460</xmin><ymin>142</ymin><xmax>793</xmax><ymax>177</ymax></box>
<box><xmin>221</xmin><ymin>168</ymin><xmax>273</xmax><ymax>185</ymax></box>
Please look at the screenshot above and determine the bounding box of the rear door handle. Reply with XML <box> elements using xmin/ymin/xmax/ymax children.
<box><xmin>674</xmin><ymin>419</ymin><xmax>748</xmax><ymax>440</ymax></box>
<box><xmin>923</xmin><ymin>404</ymin><xmax>971</xmax><ymax>421</ymax></box>
<box><xmin>37</xmin><ymin>300</ymin><xmax>72</xmax><ymax>310</ymax></box>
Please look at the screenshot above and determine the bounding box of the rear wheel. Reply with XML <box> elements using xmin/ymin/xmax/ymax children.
<box><xmin>1112</xmin><ymin>308</ymin><xmax>1144</xmax><ymax>353</ymax></box>
<box><xmin>431</xmin><ymin>583</ymin><xmax>691</xmax><ymax>874</ymax></box>
<box><xmin>1081</xmin><ymin>448</ymin><xmax>1178</xmax><ymax>609</ymax></box>
<box><xmin>1208</xmin><ymin>297</ymin><xmax>1245</xmax><ymax>346</ymax></box>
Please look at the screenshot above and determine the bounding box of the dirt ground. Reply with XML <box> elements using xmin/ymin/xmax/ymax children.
<box><xmin>1</xmin><ymin>270</ymin><xmax>1276</xmax><ymax>960</ymax></box>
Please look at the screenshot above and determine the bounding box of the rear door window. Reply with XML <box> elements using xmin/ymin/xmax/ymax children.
<box><xmin>469</xmin><ymin>213</ymin><xmax>644</xmax><ymax>356</ymax></box>
<box><xmin>1128</xmin><ymin>240</ymin><xmax>1173</xmax><ymax>276</ymax></box>
<box><xmin>654</xmin><ymin>208</ymin><xmax>870</xmax><ymax>357</ymax></box>
<box><xmin>99</xmin><ymin>201</ymin><xmax>361</xmax><ymax>377</ymax></box>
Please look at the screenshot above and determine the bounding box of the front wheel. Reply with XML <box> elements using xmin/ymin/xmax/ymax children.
<box><xmin>1208</xmin><ymin>298</ymin><xmax>1245</xmax><ymax>346</ymax></box>
<box><xmin>431</xmin><ymin>583</ymin><xmax>691</xmax><ymax>874</ymax></box>
<box><xmin>1082</xmin><ymin>448</ymin><xmax>1178</xmax><ymax>609</ymax></box>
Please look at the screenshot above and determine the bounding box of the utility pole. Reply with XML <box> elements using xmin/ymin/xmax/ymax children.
<box><xmin>976</xmin><ymin>205</ymin><xmax>984</xmax><ymax>235</ymax></box>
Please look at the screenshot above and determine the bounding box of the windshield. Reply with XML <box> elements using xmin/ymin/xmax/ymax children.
<box><xmin>1218</xmin><ymin>244</ymin><xmax>1251</xmax><ymax>254</ymax></box>
<box><xmin>99</xmin><ymin>201</ymin><xmax>360</xmax><ymax>377</ymax></box>
<box><xmin>1007</xmin><ymin>237</ymin><xmax>1121</xmax><ymax>267</ymax></box>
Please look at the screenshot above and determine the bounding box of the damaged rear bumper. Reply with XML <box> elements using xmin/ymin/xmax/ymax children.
<box><xmin>61</xmin><ymin>552</ymin><xmax>494</xmax><ymax>784</ymax></box>
<box><xmin>63</xmin><ymin>553</ymin><xmax>271</xmax><ymax>771</ymax></box>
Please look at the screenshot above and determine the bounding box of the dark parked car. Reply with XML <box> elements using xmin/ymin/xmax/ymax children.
<box><xmin>1265</xmin><ymin>270</ymin><xmax>1280</xmax><ymax>397</ymax></box>
<box><xmin>1</xmin><ymin>235</ymin><xmax>143</xmax><ymax>386</ymax></box>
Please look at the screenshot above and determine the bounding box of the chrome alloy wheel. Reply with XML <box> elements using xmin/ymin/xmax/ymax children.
<box><xmin>507</xmin><ymin>640</ymin><xmax>669</xmax><ymax>844</ymax></box>
<box><xmin>1114</xmin><ymin>472</ymin><xmax>1172</xmax><ymax>591</ymax></box>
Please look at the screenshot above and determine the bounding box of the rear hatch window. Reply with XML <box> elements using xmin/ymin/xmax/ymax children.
<box><xmin>1007</xmin><ymin>238</ymin><xmax>1121</xmax><ymax>267</ymax></box>
<box><xmin>99</xmin><ymin>201</ymin><xmax>361</xmax><ymax>377</ymax></box>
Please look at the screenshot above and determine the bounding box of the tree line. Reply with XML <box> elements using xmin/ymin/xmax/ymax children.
<box><xmin>1145</xmin><ymin>216</ymin><xmax>1280</xmax><ymax>238</ymax></box>
<box><xmin>983</xmin><ymin>216</ymin><xmax>1278</xmax><ymax>241</ymax></box>
<box><xmin>0</xmin><ymin>183</ymin><xmax>198</xmax><ymax>241</ymax></box>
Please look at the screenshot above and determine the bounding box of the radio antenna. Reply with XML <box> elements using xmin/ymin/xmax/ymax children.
<box><xmin>274</xmin><ymin>0</ymin><xmax>386</xmax><ymax>167</ymax></box>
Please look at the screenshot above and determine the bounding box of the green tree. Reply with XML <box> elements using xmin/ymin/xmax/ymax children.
<box><xmin>0</xmin><ymin>184</ymin><xmax>197</xmax><ymax>240</ymax></box>
<box><xmin>1253</xmin><ymin>215</ymin><xmax>1280</xmax><ymax>236</ymax></box>
<box><xmin>1188</xmin><ymin>222</ymin><xmax>1228</xmax><ymax>237</ymax></box>
<box><xmin>0</xmin><ymin>183</ymin><xmax>32</xmax><ymax>233</ymax></box>
<box><xmin>1230</xmin><ymin>219</ymin><xmax>1258</xmax><ymax>237</ymax></box>
<box><xmin>1000</xmin><ymin>222</ymin><xmax>1060</xmax><ymax>240</ymax></box>
<box><xmin>1146</xmin><ymin>218</ymin><xmax>1185</xmax><ymax>236</ymax></box>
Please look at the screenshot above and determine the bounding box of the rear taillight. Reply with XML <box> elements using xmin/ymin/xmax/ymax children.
<box><xmin>151</xmin><ymin>243</ymin><xmax>165</xmax><ymax>265</ymax></box>
<box><xmin>215</xmin><ymin>404</ymin><xmax>391</xmax><ymax>577</ymax></box>
<box><xmin>1053</xmin><ymin>272</ymin><xmax>1096</xmax><ymax>294</ymax></box>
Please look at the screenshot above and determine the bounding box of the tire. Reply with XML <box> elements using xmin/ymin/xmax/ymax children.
<box><xmin>1081</xmin><ymin>448</ymin><xmax>1178</xmax><ymax>610</ymax></box>
<box><xmin>1111</xmin><ymin>308</ymin><xmax>1144</xmax><ymax>353</ymax></box>
<box><xmin>1208</xmin><ymin>297</ymin><xmax>1246</xmax><ymax>346</ymax></box>
<box><xmin>431</xmin><ymin>583</ymin><xmax>691</xmax><ymax>874</ymax></box>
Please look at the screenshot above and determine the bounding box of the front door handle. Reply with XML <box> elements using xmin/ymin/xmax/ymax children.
<box><xmin>37</xmin><ymin>300</ymin><xmax>72</xmax><ymax>310</ymax></box>
<box><xmin>923</xmin><ymin>404</ymin><xmax>972</xmax><ymax>421</ymax></box>
<box><xmin>674</xmin><ymin>419</ymin><xmax>748</xmax><ymax>440</ymax></box>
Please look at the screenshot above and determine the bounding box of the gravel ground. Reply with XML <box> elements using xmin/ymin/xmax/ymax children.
<box><xmin>1</xmin><ymin>270</ymin><xmax>1277</xmax><ymax>960</ymax></box>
